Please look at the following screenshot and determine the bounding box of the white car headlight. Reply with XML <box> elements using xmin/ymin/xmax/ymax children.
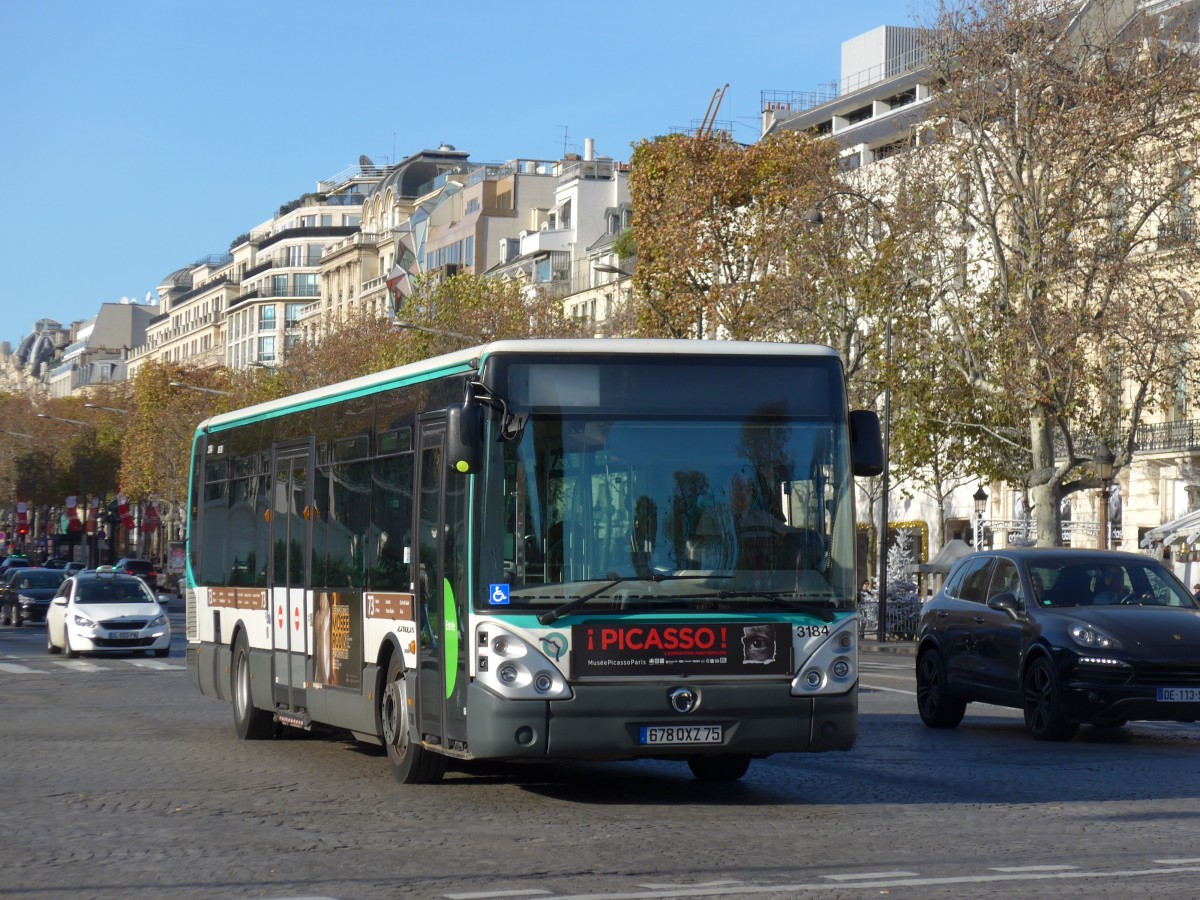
<box><xmin>1069</xmin><ymin>622</ymin><xmax>1121</xmax><ymax>650</ymax></box>
<box><xmin>72</xmin><ymin>614</ymin><xmax>98</xmax><ymax>629</ymax></box>
<box><xmin>149</xmin><ymin>614</ymin><xmax>167</xmax><ymax>628</ymax></box>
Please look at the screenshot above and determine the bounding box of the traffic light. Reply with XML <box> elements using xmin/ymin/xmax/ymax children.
<box><xmin>17</xmin><ymin>525</ymin><xmax>27</xmax><ymax>537</ymax></box>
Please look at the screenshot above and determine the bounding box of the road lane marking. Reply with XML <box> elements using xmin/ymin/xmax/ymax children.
<box><xmin>0</xmin><ymin>663</ymin><xmax>44</xmax><ymax>674</ymax></box>
<box><xmin>445</xmin><ymin>891</ymin><xmax>554</xmax><ymax>899</ymax></box>
<box><xmin>125</xmin><ymin>659</ymin><xmax>186</xmax><ymax>670</ymax></box>
<box><xmin>821</xmin><ymin>871</ymin><xmax>919</xmax><ymax>881</ymax></box>
<box><xmin>536</xmin><ymin>862</ymin><xmax>1200</xmax><ymax>898</ymax></box>
<box><xmin>52</xmin><ymin>660</ymin><xmax>105</xmax><ymax>672</ymax></box>
<box><xmin>990</xmin><ymin>865</ymin><xmax>1078</xmax><ymax>872</ymax></box>
<box><xmin>862</xmin><ymin>683</ymin><xmax>916</xmax><ymax>695</ymax></box>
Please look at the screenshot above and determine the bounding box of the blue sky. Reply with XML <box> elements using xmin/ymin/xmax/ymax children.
<box><xmin>0</xmin><ymin>0</ymin><xmax>926</xmax><ymax>343</ymax></box>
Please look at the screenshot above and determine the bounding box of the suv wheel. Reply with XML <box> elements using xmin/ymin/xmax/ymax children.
<box><xmin>916</xmin><ymin>648</ymin><xmax>966</xmax><ymax>728</ymax></box>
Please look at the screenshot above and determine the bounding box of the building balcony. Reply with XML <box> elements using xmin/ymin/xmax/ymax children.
<box><xmin>1135</xmin><ymin>419</ymin><xmax>1200</xmax><ymax>454</ymax></box>
<box><xmin>297</xmin><ymin>300</ymin><xmax>323</xmax><ymax>322</ymax></box>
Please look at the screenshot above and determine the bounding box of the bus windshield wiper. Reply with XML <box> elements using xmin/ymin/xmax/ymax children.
<box><xmin>537</xmin><ymin>574</ymin><xmax>728</xmax><ymax>625</ymax></box>
<box><xmin>704</xmin><ymin>590</ymin><xmax>838</xmax><ymax>622</ymax></box>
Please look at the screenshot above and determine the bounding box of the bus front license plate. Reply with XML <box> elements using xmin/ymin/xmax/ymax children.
<box><xmin>639</xmin><ymin>725</ymin><xmax>722</xmax><ymax>745</ymax></box>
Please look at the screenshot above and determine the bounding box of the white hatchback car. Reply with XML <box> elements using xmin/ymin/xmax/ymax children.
<box><xmin>46</xmin><ymin>569</ymin><xmax>171</xmax><ymax>658</ymax></box>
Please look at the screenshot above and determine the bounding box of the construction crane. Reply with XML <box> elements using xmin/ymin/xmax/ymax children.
<box><xmin>698</xmin><ymin>83</ymin><xmax>729</xmax><ymax>138</ymax></box>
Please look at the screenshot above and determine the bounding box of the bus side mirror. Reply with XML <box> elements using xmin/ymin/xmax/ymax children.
<box><xmin>446</xmin><ymin>399</ymin><xmax>484</xmax><ymax>475</ymax></box>
<box><xmin>849</xmin><ymin>409</ymin><xmax>884</xmax><ymax>477</ymax></box>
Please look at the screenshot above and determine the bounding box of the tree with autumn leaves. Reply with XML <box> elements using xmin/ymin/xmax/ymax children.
<box><xmin>624</xmin><ymin>0</ymin><xmax>1200</xmax><ymax>548</ymax></box>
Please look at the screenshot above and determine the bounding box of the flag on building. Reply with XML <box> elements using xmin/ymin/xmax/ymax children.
<box><xmin>117</xmin><ymin>493</ymin><xmax>135</xmax><ymax>530</ymax></box>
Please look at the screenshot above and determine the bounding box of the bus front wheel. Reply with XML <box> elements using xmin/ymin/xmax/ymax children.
<box><xmin>380</xmin><ymin>653</ymin><xmax>446</xmax><ymax>785</ymax></box>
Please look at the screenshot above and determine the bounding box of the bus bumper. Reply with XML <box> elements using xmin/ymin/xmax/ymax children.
<box><xmin>465</xmin><ymin>680</ymin><xmax>857</xmax><ymax>761</ymax></box>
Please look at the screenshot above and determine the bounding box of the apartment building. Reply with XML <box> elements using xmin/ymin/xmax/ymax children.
<box><xmin>484</xmin><ymin>140</ymin><xmax>631</xmax><ymax>334</ymax></box>
<box><xmin>1</xmin><ymin>319</ymin><xmax>69</xmax><ymax>395</ymax></box>
<box><xmin>47</xmin><ymin>301</ymin><xmax>157</xmax><ymax>398</ymax></box>
<box><xmin>130</xmin><ymin>163</ymin><xmax>386</xmax><ymax>376</ymax></box>
<box><xmin>311</xmin><ymin>146</ymin><xmax>473</xmax><ymax>340</ymax></box>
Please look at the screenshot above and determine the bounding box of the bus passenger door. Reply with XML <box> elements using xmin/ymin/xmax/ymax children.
<box><xmin>270</xmin><ymin>443</ymin><xmax>313</xmax><ymax>713</ymax></box>
<box><xmin>414</xmin><ymin>418</ymin><xmax>470</xmax><ymax>752</ymax></box>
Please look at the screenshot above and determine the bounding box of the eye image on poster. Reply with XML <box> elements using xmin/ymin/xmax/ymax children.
<box><xmin>314</xmin><ymin>590</ymin><xmax>363</xmax><ymax>689</ymax></box>
<box><xmin>741</xmin><ymin>623</ymin><xmax>777</xmax><ymax>664</ymax></box>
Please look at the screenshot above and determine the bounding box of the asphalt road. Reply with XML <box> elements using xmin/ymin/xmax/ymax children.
<box><xmin>2</xmin><ymin>625</ymin><xmax>1199</xmax><ymax>900</ymax></box>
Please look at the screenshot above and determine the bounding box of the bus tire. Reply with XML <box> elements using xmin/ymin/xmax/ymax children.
<box><xmin>232</xmin><ymin>633</ymin><xmax>274</xmax><ymax>740</ymax></box>
<box><xmin>687</xmin><ymin>754</ymin><xmax>751</xmax><ymax>782</ymax></box>
<box><xmin>380</xmin><ymin>652</ymin><xmax>446</xmax><ymax>784</ymax></box>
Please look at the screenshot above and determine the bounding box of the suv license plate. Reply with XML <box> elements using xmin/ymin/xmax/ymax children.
<box><xmin>1157</xmin><ymin>687</ymin><xmax>1200</xmax><ymax>702</ymax></box>
<box><xmin>639</xmin><ymin>725</ymin><xmax>722</xmax><ymax>745</ymax></box>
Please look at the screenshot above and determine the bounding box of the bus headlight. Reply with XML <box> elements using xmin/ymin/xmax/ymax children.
<box><xmin>475</xmin><ymin>623</ymin><xmax>573</xmax><ymax>700</ymax></box>
<box><xmin>791</xmin><ymin>619</ymin><xmax>858</xmax><ymax>695</ymax></box>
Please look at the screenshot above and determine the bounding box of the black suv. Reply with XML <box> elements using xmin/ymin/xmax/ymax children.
<box><xmin>113</xmin><ymin>558</ymin><xmax>159</xmax><ymax>591</ymax></box>
<box><xmin>916</xmin><ymin>548</ymin><xmax>1200</xmax><ymax>741</ymax></box>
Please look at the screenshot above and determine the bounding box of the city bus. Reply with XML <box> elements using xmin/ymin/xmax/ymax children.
<box><xmin>185</xmin><ymin>339</ymin><xmax>883</xmax><ymax>783</ymax></box>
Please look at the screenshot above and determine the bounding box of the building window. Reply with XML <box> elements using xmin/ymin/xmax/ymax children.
<box><xmin>294</xmin><ymin>273</ymin><xmax>319</xmax><ymax>297</ymax></box>
<box><xmin>285</xmin><ymin>302</ymin><xmax>305</xmax><ymax>327</ymax></box>
<box><xmin>259</xmin><ymin>305</ymin><xmax>277</xmax><ymax>330</ymax></box>
<box><xmin>271</xmin><ymin>274</ymin><xmax>289</xmax><ymax>297</ymax></box>
<box><xmin>258</xmin><ymin>336</ymin><xmax>276</xmax><ymax>363</ymax></box>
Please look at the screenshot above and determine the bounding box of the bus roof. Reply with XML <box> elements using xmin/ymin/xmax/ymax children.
<box><xmin>197</xmin><ymin>338</ymin><xmax>840</xmax><ymax>433</ymax></box>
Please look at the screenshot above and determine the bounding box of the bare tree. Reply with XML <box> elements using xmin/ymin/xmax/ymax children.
<box><xmin>915</xmin><ymin>0</ymin><xmax>1200</xmax><ymax>544</ymax></box>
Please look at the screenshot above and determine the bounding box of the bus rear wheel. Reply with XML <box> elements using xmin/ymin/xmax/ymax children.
<box><xmin>380</xmin><ymin>653</ymin><xmax>446</xmax><ymax>784</ymax></box>
<box><xmin>232</xmin><ymin>633</ymin><xmax>275</xmax><ymax>740</ymax></box>
<box><xmin>687</xmin><ymin>754</ymin><xmax>751</xmax><ymax>782</ymax></box>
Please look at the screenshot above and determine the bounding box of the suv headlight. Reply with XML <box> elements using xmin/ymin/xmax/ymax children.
<box><xmin>1069</xmin><ymin>622</ymin><xmax>1121</xmax><ymax>650</ymax></box>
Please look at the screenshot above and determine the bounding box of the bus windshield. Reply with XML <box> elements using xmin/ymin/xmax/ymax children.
<box><xmin>479</xmin><ymin>402</ymin><xmax>857</xmax><ymax>616</ymax></box>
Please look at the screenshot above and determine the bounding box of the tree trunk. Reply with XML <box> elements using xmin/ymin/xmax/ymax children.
<box><xmin>1029</xmin><ymin>408</ymin><xmax>1062</xmax><ymax>547</ymax></box>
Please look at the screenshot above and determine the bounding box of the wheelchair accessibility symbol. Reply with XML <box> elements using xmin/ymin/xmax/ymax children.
<box><xmin>488</xmin><ymin>583</ymin><xmax>510</xmax><ymax>605</ymax></box>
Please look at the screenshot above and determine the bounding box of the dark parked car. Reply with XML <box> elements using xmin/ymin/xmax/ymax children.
<box><xmin>2</xmin><ymin>568</ymin><xmax>67</xmax><ymax>626</ymax></box>
<box><xmin>916</xmin><ymin>548</ymin><xmax>1200</xmax><ymax>741</ymax></box>
<box><xmin>0</xmin><ymin>555</ymin><xmax>32</xmax><ymax>575</ymax></box>
<box><xmin>113</xmin><ymin>558</ymin><xmax>158</xmax><ymax>591</ymax></box>
<box><xmin>1</xmin><ymin>566</ymin><xmax>33</xmax><ymax>623</ymax></box>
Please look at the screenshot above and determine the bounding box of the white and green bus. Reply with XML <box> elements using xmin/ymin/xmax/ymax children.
<box><xmin>185</xmin><ymin>339</ymin><xmax>882</xmax><ymax>783</ymax></box>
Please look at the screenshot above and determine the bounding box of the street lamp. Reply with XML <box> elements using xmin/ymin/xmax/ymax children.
<box><xmin>84</xmin><ymin>403</ymin><xmax>130</xmax><ymax>415</ymax></box>
<box><xmin>594</xmin><ymin>262</ymin><xmax>633</xmax><ymax>278</ymax></box>
<box><xmin>169</xmin><ymin>381</ymin><xmax>231</xmax><ymax>397</ymax></box>
<box><xmin>973</xmin><ymin>486</ymin><xmax>989</xmax><ymax>550</ymax></box>
<box><xmin>37</xmin><ymin>413</ymin><xmax>93</xmax><ymax>428</ymax></box>
<box><xmin>392</xmin><ymin>320</ymin><xmax>480</xmax><ymax>343</ymax></box>
<box><xmin>1094</xmin><ymin>446</ymin><xmax>1115</xmax><ymax>550</ymax></box>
